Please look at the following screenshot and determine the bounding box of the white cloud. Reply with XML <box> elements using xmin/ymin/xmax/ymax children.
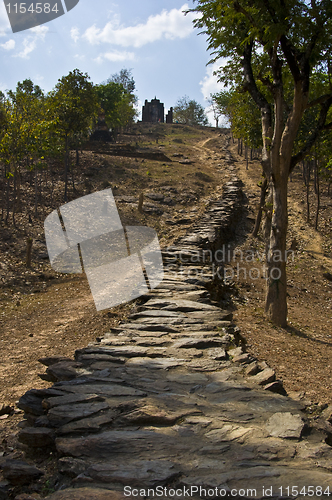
<box><xmin>83</xmin><ymin>3</ymin><xmax>196</xmax><ymax>48</ymax></box>
<box><xmin>0</xmin><ymin>3</ymin><xmax>10</xmax><ymax>36</ymax></box>
<box><xmin>95</xmin><ymin>50</ymin><xmax>135</xmax><ymax>64</ymax></box>
<box><xmin>1</xmin><ymin>39</ymin><xmax>15</xmax><ymax>50</ymax></box>
<box><xmin>14</xmin><ymin>26</ymin><xmax>48</xmax><ymax>59</ymax></box>
<box><xmin>200</xmin><ymin>61</ymin><xmax>225</xmax><ymax>101</ymax></box>
<box><xmin>71</xmin><ymin>27</ymin><xmax>80</xmax><ymax>43</ymax></box>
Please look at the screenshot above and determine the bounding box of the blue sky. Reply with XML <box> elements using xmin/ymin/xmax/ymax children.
<box><xmin>0</xmin><ymin>0</ymin><xmax>224</xmax><ymax>122</ymax></box>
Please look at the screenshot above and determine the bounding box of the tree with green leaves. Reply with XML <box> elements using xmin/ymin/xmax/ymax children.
<box><xmin>191</xmin><ymin>0</ymin><xmax>332</xmax><ymax>327</ymax></box>
<box><xmin>0</xmin><ymin>79</ymin><xmax>47</xmax><ymax>223</ymax></box>
<box><xmin>174</xmin><ymin>96</ymin><xmax>209</xmax><ymax>126</ymax></box>
<box><xmin>207</xmin><ymin>94</ymin><xmax>223</xmax><ymax>127</ymax></box>
<box><xmin>109</xmin><ymin>68</ymin><xmax>136</xmax><ymax>95</ymax></box>
<box><xmin>94</xmin><ymin>80</ymin><xmax>137</xmax><ymax>138</ymax></box>
<box><xmin>50</xmin><ymin>69</ymin><xmax>98</xmax><ymax>201</ymax></box>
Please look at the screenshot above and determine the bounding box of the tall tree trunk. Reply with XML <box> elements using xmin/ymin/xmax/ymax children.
<box><xmin>265</xmin><ymin>174</ymin><xmax>288</xmax><ymax>327</ymax></box>
<box><xmin>315</xmin><ymin>156</ymin><xmax>320</xmax><ymax>231</ymax></box>
<box><xmin>34</xmin><ymin>166</ymin><xmax>38</xmax><ymax>217</ymax></box>
<box><xmin>252</xmin><ymin>177</ymin><xmax>268</xmax><ymax>237</ymax></box>
<box><xmin>12</xmin><ymin>167</ymin><xmax>17</xmax><ymax>226</ymax></box>
<box><xmin>306</xmin><ymin>160</ymin><xmax>311</xmax><ymax>223</ymax></box>
<box><xmin>5</xmin><ymin>174</ymin><xmax>10</xmax><ymax>225</ymax></box>
<box><xmin>64</xmin><ymin>134</ymin><xmax>69</xmax><ymax>202</ymax></box>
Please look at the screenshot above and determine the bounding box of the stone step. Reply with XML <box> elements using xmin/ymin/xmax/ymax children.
<box><xmin>12</xmin><ymin>175</ymin><xmax>332</xmax><ymax>498</ymax></box>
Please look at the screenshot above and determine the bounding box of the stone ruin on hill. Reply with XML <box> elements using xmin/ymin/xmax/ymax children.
<box><xmin>142</xmin><ymin>97</ymin><xmax>173</xmax><ymax>124</ymax></box>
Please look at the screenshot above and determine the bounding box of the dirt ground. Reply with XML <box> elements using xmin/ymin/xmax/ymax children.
<box><xmin>0</xmin><ymin>123</ymin><xmax>332</xmax><ymax>466</ymax></box>
<box><xmin>230</xmin><ymin>140</ymin><xmax>332</xmax><ymax>408</ymax></box>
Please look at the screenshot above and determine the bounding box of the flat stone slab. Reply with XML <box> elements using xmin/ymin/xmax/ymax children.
<box><xmin>125</xmin><ymin>357</ymin><xmax>184</xmax><ymax>369</ymax></box>
<box><xmin>144</xmin><ymin>298</ymin><xmax>222</xmax><ymax>312</ymax></box>
<box><xmin>54</xmin><ymin>383</ymin><xmax>147</xmax><ymax>398</ymax></box>
<box><xmin>172</xmin><ymin>337</ymin><xmax>227</xmax><ymax>349</ymax></box>
<box><xmin>46</xmin><ymin>488</ymin><xmax>125</xmax><ymax>500</ymax></box>
<box><xmin>265</xmin><ymin>412</ymin><xmax>305</xmax><ymax>439</ymax></box>
<box><xmin>86</xmin><ymin>459</ymin><xmax>180</xmax><ymax>487</ymax></box>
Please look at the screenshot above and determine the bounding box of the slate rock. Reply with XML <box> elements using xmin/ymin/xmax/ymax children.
<box><xmin>145</xmin><ymin>193</ymin><xmax>164</xmax><ymax>202</ymax></box>
<box><xmin>54</xmin><ymin>383</ymin><xmax>146</xmax><ymax>398</ymax></box>
<box><xmin>232</xmin><ymin>353</ymin><xmax>252</xmax><ymax>364</ymax></box>
<box><xmin>86</xmin><ymin>459</ymin><xmax>180</xmax><ymax>487</ymax></box>
<box><xmin>18</xmin><ymin>427</ymin><xmax>55</xmax><ymax>447</ymax></box>
<box><xmin>14</xmin><ymin>494</ymin><xmax>42</xmax><ymax>500</ymax></box>
<box><xmin>264</xmin><ymin>381</ymin><xmax>287</xmax><ymax>396</ymax></box>
<box><xmin>0</xmin><ymin>404</ymin><xmax>13</xmax><ymax>416</ymax></box>
<box><xmin>266</xmin><ymin>412</ymin><xmax>305</xmax><ymax>439</ymax></box>
<box><xmin>250</xmin><ymin>367</ymin><xmax>276</xmax><ymax>385</ymax></box>
<box><xmin>48</xmin><ymin>402</ymin><xmax>110</xmax><ymax>427</ymax></box>
<box><xmin>3</xmin><ymin>460</ymin><xmax>44</xmax><ymax>485</ymax></box>
<box><xmin>38</xmin><ymin>356</ymin><xmax>73</xmax><ymax>367</ymax></box>
<box><xmin>46</xmin><ymin>361</ymin><xmax>84</xmax><ymax>382</ymax></box>
<box><xmin>126</xmin><ymin>357</ymin><xmax>183</xmax><ymax>369</ymax></box>
<box><xmin>117</xmin><ymin>405</ymin><xmax>185</xmax><ymax>426</ymax></box>
<box><xmin>58</xmin><ymin>457</ymin><xmax>89</xmax><ymax>478</ymax></box>
<box><xmin>206</xmin><ymin>424</ymin><xmax>253</xmax><ymax>442</ymax></box>
<box><xmin>55</xmin><ymin>430</ymin><xmax>188</xmax><ymax>459</ymax></box>
<box><xmin>43</xmin><ymin>393</ymin><xmax>105</xmax><ymax>410</ymax></box>
<box><xmin>57</xmin><ymin>411</ymin><xmax>116</xmax><ymax>435</ymax></box>
<box><xmin>173</xmin><ymin>337</ymin><xmax>226</xmax><ymax>349</ymax></box>
<box><xmin>245</xmin><ymin>361</ymin><xmax>260</xmax><ymax>376</ymax></box>
<box><xmin>17</xmin><ymin>390</ymin><xmax>44</xmax><ymax>416</ymax></box>
<box><xmin>46</xmin><ymin>488</ymin><xmax>125</xmax><ymax>500</ymax></box>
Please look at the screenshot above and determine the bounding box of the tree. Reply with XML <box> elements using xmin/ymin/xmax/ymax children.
<box><xmin>191</xmin><ymin>0</ymin><xmax>332</xmax><ymax>326</ymax></box>
<box><xmin>0</xmin><ymin>79</ymin><xmax>47</xmax><ymax>223</ymax></box>
<box><xmin>50</xmin><ymin>69</ymin><xmax>98</xmax><ymax>201</ymax></box>
<box><xmin>94</xmin><ymin>80</ymin><xmax>137</xmax><ymax>137</ymax></box>
<box><xmin>207</xmin><ymin>94</ymin><xmax>223</xmax><ymax>127</ymax></box>
<box><xmin>174</xmin><ymin>96</ymin><xmax>209</xmax><ymax>126</ymax></box>
<box><xmin>109</xmin><ymin>68</ymin><xmax>136</xmax><ymax>95</ymax></box>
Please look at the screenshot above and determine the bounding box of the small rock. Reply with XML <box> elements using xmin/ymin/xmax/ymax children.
<box><xmin>45</xmin><ymin>361</ymin><xmax>83</xmax><ymax>382</ymax></box>
<box><xmin>232</xmin><ymin>353</ymin><xmax>252</xmax><ymax>364</ymax></box>
<box><xmin>251</xmin><ymin>367</ymin><xmax>276</xmax><ymax>385</ymax></box>
<box><xmin>3</xmin><ymin>460</ymin><xmax>44</xmax><ymax>486</ymax></box>
<box><xmin>245</xmin><ymin>361</ymin><xmax>260</xmax><ymax>376</ymax></box>
<box><xmin>264</xmin><ymin>380</ymin><xmax>287</xmax><ymax>396</ymax></box>
<box><xmin>145</xmin><ymin>193</ymin><xmax>164</xmax><ymax>202</ymax></box>
<box><xmin>266</xmin><ymin>412</ymin><xmax>304</xmax><ymax>439</ymax></box>
<box><xmin>18</xmin><ymin>427</ymin><xmax>55</xmax><ymax>447</ymax></box>
<box><xmin>0</xmin><ymin>404</ymin><xmax>13</xmax><ymax>416</ymax></box>
<box><xmin>38</xmin><ymin>356</ymin><xmax>72</xmax><ymax>367</ymax></box>
<box><xmin>58</xmin><ymin>457</ymin><xmax>88</xmax><ymax>478</ymax></box>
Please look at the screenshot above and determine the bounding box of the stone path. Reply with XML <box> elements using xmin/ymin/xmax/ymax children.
<box><xmin>10</xmin><ymin>177</ymin><xmax>332</xmax><ymax>499</ymax></box>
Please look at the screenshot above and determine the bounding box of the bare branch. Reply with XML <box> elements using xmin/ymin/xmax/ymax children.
<box><xmin>242</xmin><ymin>42</ymin><xmax>271</xmax><ymax>117</ymax></box>
<box><xmin>280</xmin><ymin>35</ymin><xmax>301</xmax><ymax>83</ymax></box>
<box><xmin>290</xmin><ymin>96</ymin><xmax>332</xmax><ymax>172</ymax></box>
<box><xmin>306</xmin><ymin>93</ymin><xmax>332</xmax><ymax>109</ymax></box>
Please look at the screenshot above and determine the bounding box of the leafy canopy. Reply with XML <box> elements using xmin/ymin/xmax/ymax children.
<box><xmin>174</xmin><ymin>96</ymin><xmax>209</xmax><ymax>126</ymax></box>
<box><xmin>191</xmin><ymin>0</ymin><xmax>332</xmax><ymax>168</ymax></box>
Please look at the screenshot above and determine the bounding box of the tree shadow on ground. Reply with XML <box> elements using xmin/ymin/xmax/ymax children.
<box><xmin>285</xmin><ymin>324</ymin><xmax>332</xmax><ymax>346</ymax></box>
